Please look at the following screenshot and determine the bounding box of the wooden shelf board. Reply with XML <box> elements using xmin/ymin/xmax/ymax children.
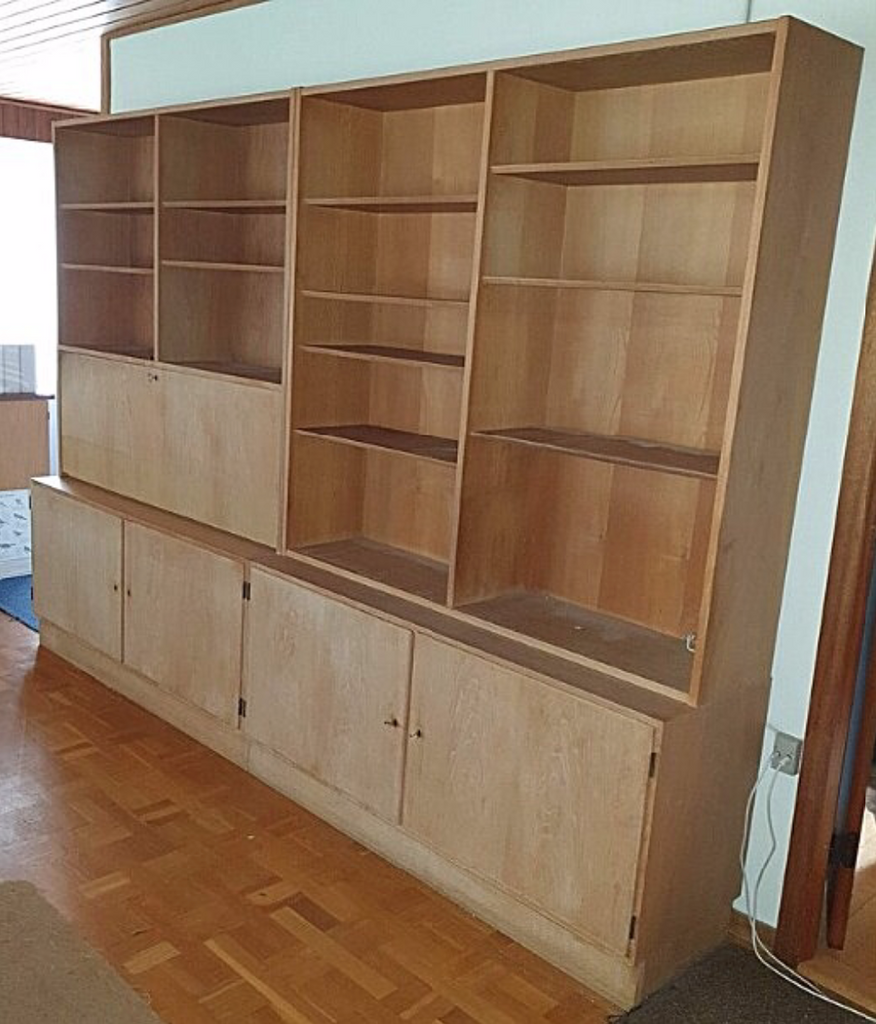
<box><xmin>296</xmin><ymin>536</ymin><xmax>449</xmax><ymax>604</ymax></box>
<box><xmin>461</xmin><ymin>590</ymin><xmax>692</xmax><ymax>693</ymax></box>
<box><xmin>314</xmin><ymin>72</ymin><xmax>486</xmax><ymax>111</ymax></box>
<box><xmin>162</xmin><ymin>199</ymin><xmax>287</xmax><ymax>213</ymax></box>
<box><xmin>296</xmin><ymin>424</ymin><xmax>458</xmax><ymax>465</ymax></box>
<box><xmin>60</xmin><ymin>201</ymin><xmax>153</xmax><ymax>212</ymax></box>
<box><xmin>301</xmin><ymin>289</ymin><xmax>468</xmax><ymax>309</ymax></box>
<box><xmin>58</xmin><ymin>344</ymin><xmax>153</xmax><ymax>362</ymax></box>
<box><xmin>474</xmin><ymin>427</ymin><xmax>720</xmax><ymax>479</ymax></box>
<box><xmin>304</xmin><ymin>194</ymin><xmax>478</xmax><ymax>213</ymax></box>
<box><xmin>481</xmin><ymin>275</ymin><xmax>742</xmax><ymax>297</ymax></box>
<box><xmin>491</xmin><ymin>155</ymin><xmax>760</xmax><ymax>187</ymax></box>
<box><xmin>62</xmin><ymin>263</ymin><xmax>153</xmax><ymax>276</ymax></box>
<box><xmin>301</xmin><ymin>343</ymin><xmax>464</xmax><ymax>370</ymax></box>
<box><xmin>166</xmin><ymin>359</ymin><xmax>282</xmax><ymax>385</ymax></box>
<box><xmin>162</xmin><ymin>259</ymin><xmax>284</xmax><ymax>274</ymax></box>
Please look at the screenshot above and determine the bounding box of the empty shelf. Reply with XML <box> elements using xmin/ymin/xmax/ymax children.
<box><xmin>462</xmin><ymin>591</ymin><xmax>691</xmax><ymax>692</ymax></box>
<box><xmin>60</xmin><ymin>201</ymin><xmax>153</xmax><ymax>212</ymax></box>
<box><xmin>301</xmin><ymin>343</ymin><xmax>464</xmax><ymax>369</ymax></box>
<box><xmin>305</xmin><ymin>194</ymin><xmax>478</xmax><ymax>213</ymax></box>
<box><xmin>59</xmin><ymin>344</ymin><xmax>154</xmax><ymax>361</ymax></box>
<box><xmin>167</xmin><ymin>360</ymin><xmax>282</xmax><ymax>384</ymax></box>
<box><xmin>162</xmin><ymin>259</ymin><xmax>284</xmax><ymax>274</ymax></box>
<box><xmin>481</xmin><ymin>276</ymin><xmax>742</xmax><ymax>297</ymax></box>
<box><xmin>297</xmin><ymin>424</ymin><xmax>458</xmax><ymax>464</ymax></box>
<box><xmin>491</xmin><ymin>155</ymin><xmax>760</xmax><ymax>187</ymax></box>
<box><xmin>301</xmin><ymin>288</ymin><xmax>468</xmax><ymax>309</ymax></box>
<box><xmin>163</xmin><ymin>199</ymin><xmax>287</xmax><ymax>213</ymax></box>
<box><xmin>474</xmin><ymin>427</ymin><xmax>719</xmax><ymax>479</ymax></box>
<box><xmin>62</xmin><ymin>263</ymin><xmax>153</xmax><ymax>276</ymax></box>
<box><xmin>296</xmin><ymin>537</ymin><xmax>449</xmax><ymax>603</ymax></box>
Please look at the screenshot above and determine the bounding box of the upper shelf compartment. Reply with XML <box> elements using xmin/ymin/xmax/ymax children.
<box><xmin>159</xmin><ymin>97</ymin><xmax>292</xmax><ymax>205</ymax></box>
<box><xmin>56</xmin><ymin>116</ymin><xmax>155</xmax><ymax>207</ymax></box>
<box><xmin>491</xmin><ymin>33</ymin><xmax>773</xmax><ymax>170</ymax></box>
<box><xmin>298</xmin><ymin>72</ymin><xmax>487</xmax><ymax>208</ymax></box>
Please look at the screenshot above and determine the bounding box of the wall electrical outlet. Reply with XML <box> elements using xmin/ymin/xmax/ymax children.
<box><xmin>772</xmin><ymin>731</ymin><xmax>803</xmax><ymax>775</ymax></box>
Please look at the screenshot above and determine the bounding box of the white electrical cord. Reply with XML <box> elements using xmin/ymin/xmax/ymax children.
<box><xmin>740</xmin><ymin>751</ymin><xmax>876</xmax><ymax>1022</ymax></box>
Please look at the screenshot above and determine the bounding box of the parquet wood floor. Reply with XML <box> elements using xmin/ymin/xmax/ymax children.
<box><xmin>0</xmin><ymin>612</ymin><xmax>617</xmax><ymax>1024</ymax></box>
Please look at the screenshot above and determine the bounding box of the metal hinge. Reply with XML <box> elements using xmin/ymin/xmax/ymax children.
<box><xmin>829</xmin><ymin>830</ymin><xmax>860</xmax><ymax>870</ymax></box>
<box><xmin>238</xmin><ymin>697</ymin><xmax>247</xmax><ymax>718</ymax></box>
<box><xmin>629</xmin><ymin>915</ymin><xmax>638</xmax><ymax>941</ymax></box>
<box><xmin>649</xmin><ymin>751</ymin><xmax>658</xmax><ymax>778</ymax></box>
<box><xmin>242</xmin><ymin>580</ymin><xmax>251</xmax><ymax>601</ymax></box>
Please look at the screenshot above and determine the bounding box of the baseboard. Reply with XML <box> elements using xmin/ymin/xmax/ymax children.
<box><xmin>38</xmin><ymin>617</ymin><xmax>643</xmax><ymax>1010</ymax></box>
<box><xmin>0</xmin><ymin>556</ymin><xmax>30</xmax><ymax>580</ymax></box>
<box><xmin>728</xmin><ymin>908</ymin><xmax>776</xmax><ymax>950</ymax></box>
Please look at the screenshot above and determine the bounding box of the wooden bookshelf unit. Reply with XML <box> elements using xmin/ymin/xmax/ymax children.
<box><xmin>45</xmin><ymin>18</ymin><xmax>861</xmax><ymax>1008</ymax></box>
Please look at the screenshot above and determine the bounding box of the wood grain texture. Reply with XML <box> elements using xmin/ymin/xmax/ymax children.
<box><xmin>60</xmin><ymin>352</ymin><xmax>283</xmax><ymax>546</ymax></box>
<box><xmin>0</xmin><ymin>96</ymin><xmax>84</xmax><ymax>139</ymax></box>
<box><xmin>243</xmin><ymin>570</ymin><xmax>413</xmax><ymax>822</ymax></box>
<box><xmin>691</xmin><ymin>20</ymin><xmax>862</xmax><ymax>704</ymax></box>
<box><xmin>31</xmin><ymin>484</ymin><xmax>122</xmax><ymax>659</ymax></box>
<box><xmin>0</xmin><ymin>397</ymin><xmax>49</xmax><ymax>490</ymax></box>
<box><xmin>124</xmin><ymin>523</ymin><xmax>244</xmax><ymax>726</ymax></box>
<box><xmin>403</xmin><ymin>636</ymin><xmax>656</xmax><ymax>953</ymax></box>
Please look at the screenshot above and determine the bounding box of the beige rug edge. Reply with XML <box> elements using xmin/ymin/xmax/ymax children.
<box><xmin>0</xmin><ymin>880</ymin><xmax>164</xmax><ymax>1023</ymax></box>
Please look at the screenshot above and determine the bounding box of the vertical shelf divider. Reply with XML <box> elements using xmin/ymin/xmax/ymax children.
<box><xmin>446</xmin><ymin>71</ymin><xmax>497</xmax><ymax>608</ymax></box>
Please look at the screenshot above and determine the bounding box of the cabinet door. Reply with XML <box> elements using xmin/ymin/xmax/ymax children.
<box><xmin>60</xmin><ymin>352</ymin><xmax>282</xmax><ymax>546</ymax></box>
<box><xmin>404</xmin><ymin>636</ymin><xmax>655</xmax><ymax>952</ymax></box>
<box><xmin>60</xmin><ymin>351</ymin><xmax>163</xmax><ymax>504</ymax></box>
<box><xmin>124</xmin><ymin>523</ymin><xmax>244</xmax><ymax>725</ymax></box>
<box><xmin>244</xmin><ymin>569</ymin><xmax>413</xmax><ymax>822</ymax></box>
<box><xmin>31</xmin><ymin>485</ymin><xmax>122</xmax><ymax>659</ymax></box>
<box><xmin>158</xmin><ymin>369</ymin><xmax>282</xmax><ymax>546</ymax></box>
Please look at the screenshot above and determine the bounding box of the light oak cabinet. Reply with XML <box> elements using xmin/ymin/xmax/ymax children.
<box><xmin>45</xmin><ymin>17</ymin><xmax>862</xmax><ymax>1009</ymax></box>
<box><xmin>60</xmin><ymin>350</ymin><xmax>282</xmax><ymax>545</ymax></box>
<box><xmin>123</xmin><ymin>523</ymin><xmax>244</xmax><ymax>725</ymax></box>
<box><xmin>31</xmin><ymin>485</ymin><xmax>122</xmax><ymax>659</ymax></box>
<box><xmin>403</xmin><ymin>636</ymin><xmax>655</xmax><ymax>952</ymax></box>
<box><xmin>243</xmin><ymin>569</ymin><xmax>413</xmax><ymax>821</ymax></box>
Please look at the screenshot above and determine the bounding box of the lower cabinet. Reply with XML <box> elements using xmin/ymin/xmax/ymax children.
<box><xmin>403</xmin><ymin>636</ymin><xmax>656</xmax><ymax>954</ymax></box>
<box><xmin>123</xmin><ymin>523</ymin><xmax>244</xmax><ymax>726</ymax></box>
<box><xmin>31</xmin><ymin>484</ymin><xmax>123</xmax><ymax>660</ymax></box>
<box><xmin>60</xmin><ymin>351</ymin><xmax>282</xmax><ymax>546</ymax></box>
<box><xmin>243</xmin><ymin>568</ymin><xmax>413</xmax><ymax>822</ymax></box>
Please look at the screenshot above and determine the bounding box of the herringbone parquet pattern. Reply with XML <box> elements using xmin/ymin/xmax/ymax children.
<box><xmin>0</xmin><ymin>613</ymin><xmax>616</xmax><ymax>1023</ymax></box>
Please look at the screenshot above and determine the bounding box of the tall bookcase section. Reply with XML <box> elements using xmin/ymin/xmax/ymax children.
<box><xmin>286</xmin><ymin>74</ymin><xmax>490</xmax><ymax>602</ymax></box>
<box><xmin>157</xmin><ymin>97</ymin><xmax>294</xmax><ymax>385</ymax></box>
<box><xmin>55</xmin><ymin>116</ymin><xmax>157</xmax><ymax>360</ymax></box>
<box><xmin>453</xmin><ymin>34</ymin><xmax>777</xmax><ymax>697</ymax></box>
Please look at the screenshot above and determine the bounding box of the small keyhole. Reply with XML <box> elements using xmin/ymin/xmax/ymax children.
<box><xmin>126</xmin><ymin>588</ymin><xmax>132</xmax><ymax>598</ymax></box>
<box><xmin>113</xmin><ymin>583</ymin><xmax>119</xmax><ymax>592</ymax></box>
<box><xmin>383</xmin><ymin>716</ymin><xmax>399</xmax><ymax>728</ymax></box>
<box><xmin>410</xmin><ymin>728</ymin><xmax>423</xmax><ymax>739</ymax></box>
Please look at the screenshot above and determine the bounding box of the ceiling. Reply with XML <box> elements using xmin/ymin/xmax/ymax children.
<box><xmin>0</xmin><ymin>1</ymin><xmax>262</xmax><ymax>111</ymax></box>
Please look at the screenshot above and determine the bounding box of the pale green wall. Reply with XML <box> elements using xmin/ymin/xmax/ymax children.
<box><xmin>110</xmin><ymin>0</ymin><xmax>876</xmax><ymax>928</ymax></box>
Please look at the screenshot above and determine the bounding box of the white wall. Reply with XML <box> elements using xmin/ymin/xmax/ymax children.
<box><xmin>110</xmin><ymin>0</ymin><xmax>876</xmax><ymax>927</ymax></box>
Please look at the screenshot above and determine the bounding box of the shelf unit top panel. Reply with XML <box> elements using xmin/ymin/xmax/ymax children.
<box><xmin>508</xmin><ymin>29</ymin><xmax>776</xmax><ymax>91</ymax></box>
<box><xmin>312</xmin><ymin>72</ymin><xmax>487</xmax><ymax>110</ymax></box>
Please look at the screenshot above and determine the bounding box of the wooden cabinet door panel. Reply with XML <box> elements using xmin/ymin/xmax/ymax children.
<box><xmin>60</xmin><ymin>351</ymin><xmax>163</xmax><ymax>504</ymax></box>
<box><xmin>31</xmin><ymin>485</ymin><xmax>122</xmax><ymax>659</ymax></box>
<box><xmin>124</xmin><ymin>523</ymin><xmax>243</xmax><ymax>725</ymax></box>
<box><xmin>60</xmin><ymin>352</ymin><xmax>282</xmax><ymax>546</ymax></box>
<box><xmin>158</xmin><ymin>369</ymin><xmax>282</xmax><ymax>546</ymax></box>
<box><xmin>243</xmin><ymin>569</ymin><xmax>412</xmax><ymax>822</ymax></box>
<box><xmin>403</xmin><ymin>636</ymin><xmax>655</xmax><ymax>952</ymax></box>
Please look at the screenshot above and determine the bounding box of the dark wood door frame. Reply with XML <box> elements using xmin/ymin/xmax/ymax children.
<box><xmin>775</xmin><ymin>249</ymin><xmax>876</xmax><ymax>964</ymax></box>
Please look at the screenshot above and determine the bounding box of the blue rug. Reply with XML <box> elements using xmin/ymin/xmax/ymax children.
<box><xmin>0</xmin><ymin>574</ymin><xmax>37</xmax><ymax>631</ymax></box>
